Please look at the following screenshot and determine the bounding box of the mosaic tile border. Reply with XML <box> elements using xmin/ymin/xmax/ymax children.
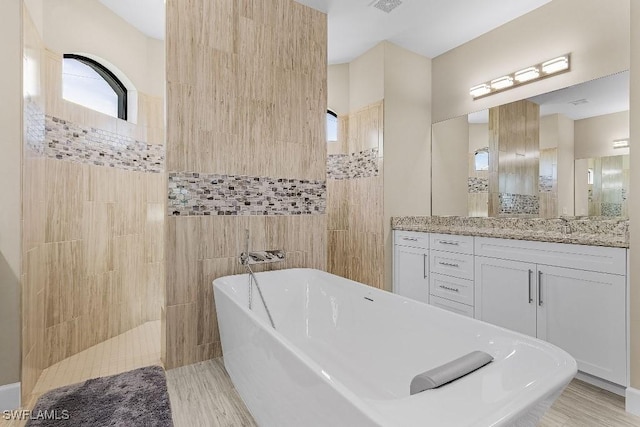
<box><xmin>601</xmin><ymin>203</ymin><xmax>623</xmax><ymax>217</ymax></box>
<box><xmin>27</xmin><ymin>115</ymin><xmax>165</xmax><ymax>173</ymax></box>
<box><xmin>25</xmin><ymin>100</ymin><xmax>46</xmax><ymax>155</ymax></box>
<box><xmin>327</xmin><ymin>148</ymin><xmax>378</xmax><ymax>180</ymax></box>
<box><xmin>468</xmin><ymin>177</ymin><xmax>488</xmax><ymax>193</ymax></box>
<box><xmin>168</xmin><ymin>172</ymin><xmax>326</xmax><ymax>216</ymax></box>
<box><xmin>499</xmin><ymin>193</ymin><xmax>539</xmax><ymax>215</ymax></box>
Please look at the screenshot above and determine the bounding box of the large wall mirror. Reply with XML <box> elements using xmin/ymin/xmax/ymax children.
<box><xmin>432</xmin><ymin>71</ymin><xmax>629</xmax><ymax>218</ymax></box>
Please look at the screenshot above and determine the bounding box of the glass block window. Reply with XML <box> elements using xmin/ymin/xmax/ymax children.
<box><xmin>62</xmin><ymin>54</ymin><xmax>127</xmax><ymax>120</ymax></box>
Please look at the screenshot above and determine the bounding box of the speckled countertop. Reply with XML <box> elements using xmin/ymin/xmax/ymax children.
<box><xmin>391</xmin><ymin>216</ymin><xmax>629</xmax><ymax>248</ymax></box>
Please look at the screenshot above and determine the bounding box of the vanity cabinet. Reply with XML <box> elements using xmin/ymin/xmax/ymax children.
<box><xmin>393</xmin><ymin>231</ymin><xmax>429</xmax><ymax>304</ymax></box>
<box><xmin>474</xmin><ymin>237</ymin><xmax>627</xmax><ymax>386</ymax></box>
<box><xmin>474</xmin><ymin>257</ymin><xmax>537</xmax><ymax>336</ymax></box>
<box><xmin>393</xmin><ymin>230</ymin><xmax>629</xmax><ymax>387</ymax></box>
<box><xmin>536</xmin><ymin>266</ymin><xmax>626</xmax><ymax>386</ymax></box>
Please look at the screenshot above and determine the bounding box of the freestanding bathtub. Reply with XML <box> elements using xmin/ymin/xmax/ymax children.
<box><xmin>213</xmin><ymin>268</ymin><xmax>576</xmax><ymax>427</ymax></box>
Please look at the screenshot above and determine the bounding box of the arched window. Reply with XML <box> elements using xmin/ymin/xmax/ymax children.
<box><xmin>62</xmin><ymin>54</ymin><xmax>128</xmax><ymax>120</ymax></box>
<box><xmin>327</xmin><ymin>110</ymin><xmax>338</xmax><ymax>142</ymax></box>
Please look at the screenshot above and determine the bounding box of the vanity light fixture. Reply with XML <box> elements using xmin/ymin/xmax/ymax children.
<box><xmin>490</xmin><ymin>76</ymin><xmax>514</xmax><ymax>90</ymax></box>
<box><xmin>470</xmin><ymin>54</ymin><xmax>571</xmax><ymax>99</ymax></box>
<box><xmin>541</xmin><ymin>56</ymin><xmax>570</xmax><ymax>74</ymax></box>
<box><xmin>469</xmin><ymin>84</ymin><xmax>491</xmax><ymax>98</ymax></box>
<box><xmin>613</xmin><ymin>138</ymin><xmax>629</xmax><ymax>149</ymax></box>
<box><xmin>514</xmin><ymin>67</ymin><xmax>540</xmax><ymax>83</ymax></box>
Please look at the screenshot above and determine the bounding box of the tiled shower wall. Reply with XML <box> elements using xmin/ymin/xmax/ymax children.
<box><xmin>468</xmin><ymin>154</ymin><xmax>489</xmax><ymax>217</ymax></box>
<box><xmin>327</xmin><ymin>101</ymin><xmax>384</xmax><ymax>289</ymax></box>
<box><xmin>539</xmin><ymin>148</ymin><xmax>558</xmax><ymax>218</ymax></box>
<box><xmin>21</xmin><ymin>8</ymin><xmax>165</xmax><ymax>402</ymax></box>
<box><xmin>589</xmin><ymin>155</ymin><xmax>629</xmax><ymax>217</ymax></box>
<box><xmin>164</xmin><ymin>0</ymin><xmax>327</xmax><ymax>369</ymax></box>
<box><xmin>488</xmin><ymin>100</ymin><xmax>540</xmax><ymax>217</ymax></box>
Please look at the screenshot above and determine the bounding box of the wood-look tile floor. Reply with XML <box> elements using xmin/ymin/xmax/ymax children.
<box><xmin>165</xmin><ymin>359</ymin><xmax>640</xmax><ymax>427</ymax></box>
<box><xmin>4</xmin><ymin>326</ymin><xmax>640</xmax><ymax>427</ymax></box>
<box><xmin>0</xmin><ymin>321</ymin><xmax>162</xmax><ymax>427</ymax></box>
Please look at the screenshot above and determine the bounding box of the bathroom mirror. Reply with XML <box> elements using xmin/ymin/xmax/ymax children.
<box><xmin>431</xmin><ymin>71</ymin><xmax>629</xmax><ymax>218</ymax></box>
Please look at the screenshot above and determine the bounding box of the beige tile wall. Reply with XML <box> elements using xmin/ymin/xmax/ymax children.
<box><xmin>488</xmin><ymin>100</ymin><xmax>540</xmax><ymax>217</ymax></box>
<box><xmin>21</xmin><ymin>11</ymin><xmax>165</xmax><ymax>402</ymax></box>
<box><xmin>588</xmin><ymin>155</ymin><xmax>629</xmax><ymax>217</ymax></box>
<box><xmin>164</xmin><ymin>0</ymin><xmax>327</xmax><ymax>370</ymax></box>
<box><xmin>467</xmin><ymin>154</ymin><xmax>489</xmax><ymax>217</ymax></box>
<box><xmin>327</xmin><ymin>102</ymin><xmax>384</xmax><ymax>289</ymax></box>
<box><xmin>539</xmin><ymin>148</ymin><xmax>558</xmax><ymax>218</ymax></box>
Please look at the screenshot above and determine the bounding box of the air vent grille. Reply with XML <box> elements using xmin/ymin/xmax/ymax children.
<box><xmin>371</xmin><ymin>0</ymin><xmax>403</xmax><ymax>13</ymax></box>
<box><xmin>569</xmin><ymin>98</ymin><xmax>589</xmax><ymax>106</ymax></box>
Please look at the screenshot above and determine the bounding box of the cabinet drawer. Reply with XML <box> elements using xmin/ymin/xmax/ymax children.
<box><xmin>430</xmin><ymin>250</ymin><xmax>474</xmax><ymax>280</ymax></box>
<box><xmin>430</xmin><ymin>233</ymin><xmax>474</xmax><ymax>255</ymax></box>
<box><xmin>430</xmin><ymin>295</ymin><xmax>474</xmax><ymax>318</ymax></box>
<box><xmin>430</xmin><ymin>273</ymin><xmax>474</xmax><ymax>306</ymax></box>
<box><xmin>394</xmin><ymin>231</ymin><xmax>429</xmax><ymax>250</ymax></box>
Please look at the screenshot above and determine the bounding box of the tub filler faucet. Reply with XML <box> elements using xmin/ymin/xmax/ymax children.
<box><xmin>559</xmin><ymin>217</ymin><xmax>572</xmax><ymax>235</ymax></box>
<box><xmin>239</xmin><ymin>230</ymin><xmax>280</xmax><ymax>329</ymax></box>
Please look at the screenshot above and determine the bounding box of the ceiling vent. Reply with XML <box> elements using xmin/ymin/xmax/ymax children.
<box><xmin>370</xmin><ymin>0</ymin><xmax>403</xmax><ymax>13</ymax></box>
<box><xmin>569</xmin><ymin>98</ymin><xmax>589</xmax><ymax>106</ymax></box>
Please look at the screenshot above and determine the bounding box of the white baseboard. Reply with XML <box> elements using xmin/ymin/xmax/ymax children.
<box><xmin>0</xmin><ymin>382</ymin><xmax>20</xmax><ymax>411</ymax></box>
<box><xmin>574</xmin><ymin>371</ymin><xmax>626</xmax><ymax>396</ymax></box>
<box><xmin>626</xmin><ymin>387</ymin><xmax>640</xmax><ymax>416</ymax></box>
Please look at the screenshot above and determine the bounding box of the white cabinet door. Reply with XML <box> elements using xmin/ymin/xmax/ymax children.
<box><xmin>475</xmin><ymin>256</ymin><xmax>537</xmax><ymax>337</ymax></box>
<box><xmin>393</xmin><ymin>245</ymin><xmax>429</xmax><ymax>304</ymax></box>
<box><xmin>536</xmin><ymin>265</ymin><xmax>627</xmax><ymax>385</ymax></box>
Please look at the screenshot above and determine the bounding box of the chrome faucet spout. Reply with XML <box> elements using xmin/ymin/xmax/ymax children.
<box><xmin>559</xmin><ymin>217</ymin><xmax>572</xmax><ymax>234</ymax></box>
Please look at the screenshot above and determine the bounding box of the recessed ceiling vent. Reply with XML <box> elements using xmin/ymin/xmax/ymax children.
<box><xmin>569</xmin><ymin>98</ymin><xmax>589</xmax><ymax>106</ymax></box>
<box><xmin>370</xmin><ymin>0</ymin><xmax>403</xmax><ymax>13</ymax></box>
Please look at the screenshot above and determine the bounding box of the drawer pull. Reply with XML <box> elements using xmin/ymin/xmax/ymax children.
<box><xmin>440</xmin><ymin>241</ymin><xmax>460</xmax><ymax>246</ymax></box>
<box><xmin>402</xmin><ymin>237</ymin><xmax>419</xmax><ymax>242</ymax></box>
<box><xmin>439</xmin><ymin>285</ymin><xmax>460</xmax><ymax>293</ymax></box>
<box><xmin>439</xmin><ymin>262</ymin><xmax>460</xmax><ymax>268</ymax></box>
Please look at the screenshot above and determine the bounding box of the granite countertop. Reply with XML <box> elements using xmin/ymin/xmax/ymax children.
<box><xmin>391</xmin><ymin>216</ymin><xmax>629</xmax><ymax>248</ymax></box>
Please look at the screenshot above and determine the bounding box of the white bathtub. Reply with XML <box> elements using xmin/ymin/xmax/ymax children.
<box><xmin>213</xmin><ymin>268</ymin><xmax>576</xmax><ymax>427</ymax></box>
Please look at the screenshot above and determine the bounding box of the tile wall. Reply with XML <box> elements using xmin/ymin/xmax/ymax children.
<box><xmin>164</xmin><ymin>0</ymin><xmax>327</xmax><ymax>369</ymax></box>
<box><xmin>488</xmin><ymin>100</ymin><xmax>540</xmax><ymax>217</ymax></box>
<box><xmin>539</xmin><ymin>148</ymin><xmax>558</xmax><ymax>218</ymax></box>
<box><xmin>21</xmin><ymin>8</ymin><xmax>165</xmax><ymax>403</ymax></box>
<box><xmin>327</xmin><ymin>101</ymin><xmax>384</xmax><ymax>289</ymax></box>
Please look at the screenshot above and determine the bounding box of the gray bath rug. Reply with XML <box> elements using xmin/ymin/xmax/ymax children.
<box><xmin>26</xmin><ymin>365</ymin><xmax>173</xmax><ymax>427</ymax></box>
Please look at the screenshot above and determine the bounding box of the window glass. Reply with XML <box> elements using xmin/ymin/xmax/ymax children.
<box><xmin>62</xmin><ymin>57</ymin><xmax>124</xmax><ymax>119</ymax></box>
<box><xmin>327</xmin><ymin>111</ymin><xmax>338</xmax><ymax>142</ymax></box>
<box><xmin>475</xmin><ymin>148</ymin><xmax>489</xmax><ymax>171</ymax></box>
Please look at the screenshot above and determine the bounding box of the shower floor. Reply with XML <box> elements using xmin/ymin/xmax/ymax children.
<box><xmin>28</xmin><ymin>320</ymin><xmax>162</xmax><ymax>409</ymax></box>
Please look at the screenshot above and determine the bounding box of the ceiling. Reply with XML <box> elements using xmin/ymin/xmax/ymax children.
<box><xmin>97</xmin><ymin>0</ymin><xmax>552</xmax><ymax>63</ymax></box>
<box><xmin>468</xmin><ymin>71</ymin><xmax>629</xmax><ymax>124</ymax></box>
<box><xmin>98</xmin><ymin>0</ymin><xmax>165</xmax><ymax>41</ymax></box>
<box><xmin>295</xmin><ymin>0</ymin><xmax>552</xmax><ymax>64</ymax></box>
